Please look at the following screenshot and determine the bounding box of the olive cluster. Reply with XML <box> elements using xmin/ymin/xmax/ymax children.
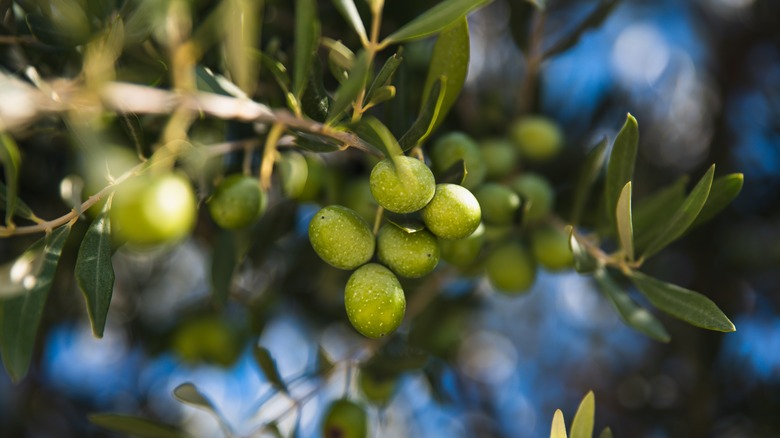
<box><xmin>308</xmin><ymin>155</ymin><xmax>481</xmax><ymax>339</ymax></box>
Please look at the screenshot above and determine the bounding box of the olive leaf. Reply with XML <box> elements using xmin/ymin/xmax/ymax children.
<box><xmin>365</xmin><ymin>52</ymin><xmax>403</xmax><ymax>104</ymax></box>
<box><xmin>689</xmin><ymin>173</ymin><xmax>743</xmax><ymax>229</ymax></box>
<box><xmin>382</xmin><ymin>0</ymin><xmax>492</xmax><ymax>44</ymax></box>
<box><xmin>595</xmin><ymin>270</ymin><xmax>670</xmax><ymax>342</ymax></box>
<box><xmin>605</xmin><ymin>113</ymin><xmax>638</xmax><ymax>232</ymax></box>
<box><xmin>0</xmin><ymin>132</ymin><xmax>22</xmax><ymax>226</ymax></box>
<box><xmin>570</xmin><ymin>391</ymin><xmax>595</xmax><ymax>438</ymax></box>
<box><xmin>253</xmin><ymin>345</ymin><xmax>289</xmax><ymax>394</ymax></box>
<box><xmin>398</xmin><ymin>77</ymin><xmax>446</xmax><ymax>151</ymax></box>
<box><xmin>327</xmin><ymin>50</ymin><xmax>370</xmax><ymax>123</ymax></box>
<box><xmin>75</xmin><ymin>202</ymin><xmax>116</xmax><ymax>338</ymax></box>
<box><xmin>570</xmin><ymin>136</ymin><xmax>608</xmax><ymax>225</ymax></box>
<box><xmin>551</xmin><ymin>409</ymin><xmax>567</xmax><ymax>438</ymax></box>
<box><xmin>293</xmin><ymin>0</ymin><xmax>321</xmax><ymax>100</ymax></box>
<box><xmin>615</xmin><ymin>181</ymin><xmax>634</xmax><ymax>261</ymax></box>
<box><xmin>331</xmin><ymin>0</ymin><xmax>367</xmax><ymax>42</ymax></box>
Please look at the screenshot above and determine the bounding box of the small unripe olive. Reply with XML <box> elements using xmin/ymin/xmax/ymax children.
<box><xmin>421</xmin><ymin>184</ymin><xmax>481</xmax><ymax>240</ymax></box>
<box><xmin>439</xmin><ymin>223</ymin><xmax>485</xmax><ymax>268</ymax></box>
<box><xmin>322</xmin><ymin>399</ymin><xmax>368</xmax><ymax>438</ymax></box>
<box><xmin>377</xmin><ymin>223</ymin><xmax>440</xmax><ymax>278</ymax></box>
<box><xmin>531</xmin><ymin>226</ymin><xmax>574</xmax><ymax>271</ymax></box>
<box><xmin>510</xmin><ymin>116</ymin><xmax>564</xmax><ymax>161</ymax></box>
<box><xmin>510</xmin><ymin>173</ymin><xmax>554</xmax><ymax>224</ymax></box>
<box><xmin>369</xmin><ymin>156</ymin><xmax>435</xmax><ymax>214</ymax></box>
<box><xmin>358</xmin><ymin>371</ymin><xmax>397</xmax><ymax>405</ymax></box>
<box><xmin>208</xmin><ymin>174</ymin><xmax>266</xmax><ymax>229</ymax></box>
<box><xmin>342</xmin><ymin>178</ymin><xmax>377</xmax><ymax>224</ymax></box>
<box><xmin>430</xmin><ymin>132</ymin><xmax>486</xmax><ymax>189</ymax></box>
<box><xmin>111</xmin><ymin>172</ymin><xmax>197</xmax><ymax>246</ymax></box>
<box><xmin>345</xmin><ymin>263</ymin><xmax>406</xmax><ymax>338</ymax></box>
<box><xmin>485</xmin><ymin>242</ymin><xmax>536</xmax><ymax>294</ymax></box>
<box><xmin>278</xmin><ymin>151</ymin><xmax>325</xmax><ymax>202</ymax></box>
<box><xmin>474</xmin><ymin>183</ymin><xmax>521</xmax><ymax>226</ymax></box>
<box><xmin>172</xmin><ymin>316</ymin><xmax>240</xmax><ymax>367</ymax></box>
<box><xmin>480</xmin><ymin>139</ymin><xmax>518</xmax><ymax>180</ymax></box>
<box><xmin>308</xmin><ymin>205</ymin><xmax>375</xmax><ymax>270</ymax></box>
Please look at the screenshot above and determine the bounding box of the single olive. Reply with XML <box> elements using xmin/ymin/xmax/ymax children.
<box><xmin>510</xmin><ymin>116</ymin><xmax>564</xmax><ymax>161</ymax></box>
<box><xmin>510</xmin><ymin>173</ymin><xmax>554</xmax><ymax>224</ymax></box>
<box><xmin>377</xmin><ymin>223</ymin><xmax>440</xmax><ymax>278</ymax></box>
<box><xmin>474</xmin><ymin>183</ymin><xmax>521</xmax><ymax>226</ymax></box>
<box><xmin>485</xmin><ymin>242</ymin><xmax>536</xmax><ymax>294</ymax></box>
<box><xmin>208</xmin><ymin>174</ymin><xmax>266</xmax><ymax>229</ymax></box>
<box><xmin>369</xmin><ymin>156</ymin><xmax>435</xmax><ymax>214</ymax></box>
<box><xmin>531</xmin><ymin>226</ymin><xmax>574</xmax><ymax>271</ymax></box>
<box><xmin>480</xmin><ymin>138</ymin><xmax>518</xmax><ymax>180</ymax></box>
<box><xmin>345</xmin><ymin>263</ymin><xmax>406</xmax><ymax>339</ymax></box>
<box><xmin>439</xmin><ymin>223</ymin><xmax>485</xmax><ymax>268</ymax></box>
<box><xmin>421</xmin><ymin>184</ymin><xmax>481</xmax><ymax>240</ymax></box>
<box><xmin>308</xmin><ymin>205</ymin><xmax>375</xmax><ymax>270</ymax></box>
<box><xmin>322</xmin><ymin>399</ymin><xmax>368</xmax><ymax>438</ymax></box>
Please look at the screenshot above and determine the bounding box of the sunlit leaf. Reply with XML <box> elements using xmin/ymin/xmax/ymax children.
<box><xmin>349</xmin><ymin>116</ymin><xmax>401</xmax><ymax>157</ymax></box>
<box><xmin>605</xmin><ymin>113</ymin><xmax>638</xmax><ymax>231</ymax></box>
<box><xmin>421</xmin><ymin>17</ymin><xmax>469</xmax><ymax>132</ymax></box>
<box><xmin>88</xmin><ymin>413</ymin><xmax>186</xmax><ymax>438</ymax></box>
<box><xmin>0</xmin><ymin>132</ymin><xmax>21</xmax><ymax>226</ymax></box>
<box><xmin>570</xmin><ymin>391</ymin><xmax>595</xmax><ymax>438</ymax></box>
<box><xmin>616</xmin><ymin>182</ymin><xmax>634</xmax><ymax>261</ymax></box>
<box><xmin>632</xmin><ymin>176</ymin><xmax>688</xmax><ymax>252</ymax></box>
<box><xmin>398</xmin><ymin>78</ymin><xmax>446</xmax><ymax>151</ymax></box>
<box><xmin>253</xmin><ymin>345</ymin><xmax>289</xmax><ymax>394</ymax></box>
<box><xmin>550</xmin><ymin>409</ymin><xmax>567</xmax><ymax>438</ymax></box>
<box><xmin>76</xmin><ymin>204</ymin><xmax>115</xmax><ymax>338</ymax></box>
<box><xmin>383</xmin><ymin>0</ymin><xmax>492</xmax><ymax>44</ymax></box>
<box><xmin>630</xmin><ymin>271</ymin><xmax>735</xmax><ymax>332</ymax></box>
<box><xmin>570</xmin><ymin>136</ymin><xmax>608</xmax><ymax>225</ymax></box>
<box><xmin>294</xmin><ymin>0</ymin><xmax>321</xmax><ymax>99</ymax></box>
<box><xmin>332</xmin><ymin>0</ymin><xmax>367</xmax><ymax>42</ymax></box>
<box><xmin>365</xmin><ymin>52</ymin><xmax>403</xmax><ymax>105</ymax></box>
<box><xmin>327</xmin><ymin>50</ymin><xmax>370</xmax><ymax>123</ymax></box>
<box><xmin>543</xmin><ymin>0</ymin><xmax>620</xmax><ymax>58</ymax></box>
<box><xmin>641</xmin><ymin>165</ymin><xmax>714</xmax><ymax>259</ymax></box>
<box><xmin>568</xmin><ymin>229</ymin><xmax>600</xmax><ymax>274</ymax></box>
<box><xmin>690</xmin><ymin>173</ymin><xmax>743</xmax><ymax>229</ymax></box>
<box><xmin>1</xmin><ymin>225</ymin><xmax>71</xmax><ymax>382</ymax></box>
<box><xmin>595</xmin><ymin>270</ymin><xmax>670</xmax><ymax>342</ymax></box>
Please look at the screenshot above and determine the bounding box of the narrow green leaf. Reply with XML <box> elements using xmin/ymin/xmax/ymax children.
<box><xmin>383</xmin><ymin>0</ymin><xmax>492</xmax><ymax>44</ymax></box>
<box><xmin>632</xmin><ymin>176</ymin><xmax>688</xmax><ymax>252</ymax></box>
<box><xmin>331</xmin><ymin>0</ymin><xmax>367</xmax><ymax>42</ymax></box>
<box><xmin>0</xmin><ymin>181</ymin><xmax>37</xmax><ymax>222</ymax></box>
<box><xmin>690</xmin><ymin>173</ymin><xmax>743</xmax><ymax>229</ymax></box>
<box><xmin>605</xmin><ymin>113</ymin><xmax>638</xmax><ymax>231</ymax></box>
<box><xmin>641</xmin><ymin>165</ymin><xmax>715</xmax><ymax>259</ymax></box>
<box><xmin>349</xmin><ymin>116</ymin><xmax>401</xmax><ymax>157</ymax></box>
<box><xmin>293</xmin><ymin>0</ymin><xmax>320</xmax><ymax>99</ymax></box>
<box><xmin>293</xmin><ymin>131</ymin><xmax>343</xmax><ymax>153</ymax></box>
<box><xmin>595</xmin><ymin>270</ymin><xmax>670</xmax><ymax>342</ymax></box>
<box><xmin>570</xmin><ymin>391</ymin><xmax>595</xmax><ymax>438</ymax></box>
<box><xmin>364</xmin><ymin>85</ymin><xmax>396</xmax><ymax>108</ymax></box>
<box><xmin>435</xmin><ymin>158</ymin><xmax>467</xmax><ymax>186</ymax></box>
<box><xmin>0</xmin><ymin>132</ymin><xmax>22</xmax><ymax>226</ymax></box>
<box><xmin>253</xmin><ymin>346</ymin><xmax>289</xmax><ymax>394</ymax></box>
<box><xmin>326</xmin><ymin>50</ymin><xmax>370</xmax><ymax>123</ymax></box>
<box><xmin>210</xmin><ymin>230</ymin><xmax>237</xmax><ymax>308</ymax></box>
<box><xmin>1</xmin><ymin>225</ymin><xmax>71</xmax><ymax>382</ymax></box>
<box><xmin>630</xmin><ymin>271</ymin><xmax>735</xmax><ymax>332</ymax></box>
<box><xmin>323</xmin><ymin>37</ymin><xmax>354</xmax><ymax>83</ymax></box>
<box><xmin>258</xmin><ymin>52</ymin><xmax>291</xmax><ymax>91</ymax></box>
<box><xmin>88</xmin><ymin>413</ymin><xmax>186</xmax><ymax>438</ymax></box>
<box><xmin>365</xmin><ymin>52</ymin><xmax>403</xmax><ymax>105</ymax></box>
<box><xmin>223</xmin><ymin>0</ymin><xmax>261</xmax><ymax>94</ymax></box>
<box><xmin>550</xmin><ymin>409</ymin><xmax>567</xmax><ymax>438</ymax></box>
<box><xmin>173</xmin><ymin>383</ymin><xmax>219</xmax><ymax>412</ymax></box>
<box><xmin>598</xmin><ymin>427</ymin><xmax>614</xmax><ymax>438</ymax></box>
<box><xmin>616</xmin><ymin>182</ymin><xmax>634</xmax><ymax>261</ymax></box>
<box><xmin>421</xmin><ymin>17</ymin><xmax>469</xmax><ymax>132</ymax></box>
<box><xmin>75</xmin><ymin>204</ymin><xmax>115</xmax><ymax>338</ymax></box>
<box><xmin>543</xmin><ymin>0</ymin><xmax>620</xmax><ymax>58</ymax></box>
<box><xmin>570</xmin><ymin>136</ymin><xmax>608</xmax><ymax>225</ymax></box>
<box><xmin>398</xmin><ymin>77</ymin><xmax>446</xmax><ymax>151</ymax></box>
<box><xmin>568</xmin><ymin>229</ymin><xmax>600</xmax><ymax>274</ymax></box>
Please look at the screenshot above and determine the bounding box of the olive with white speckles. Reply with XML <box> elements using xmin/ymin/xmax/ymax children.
<box><xmin>421</xmin><ymin>184</ymin><xmax>481</xmax><ymax>240</ymax></box>
<box><xmin>308</xmin><ymin>205</ymin><xmax>375</xmax><ymax>270</ymax></box>
<box><xmin>345</xmin><ymin>263</ymin><xmax>406</xmax><ymax>339</ymax></box>
<box><xmin>369</xmin><ymin>156</ymin><xmax>435</xmax><ymax>214</ymax></box>
<box><xmin>377</xmin><ymin>223</ymin><xmax>440</xmax><ymax>278</ymax></box>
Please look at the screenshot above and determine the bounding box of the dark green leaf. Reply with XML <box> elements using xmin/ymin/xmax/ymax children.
<box><xmin>641</xmin><ymin>165</ymin><xmax>715</xmax><ymax>259</ymax></box>
<box><xmin>598</xmin><ymin>427</ymin><xmax>614</xmax><ymax>438</ymax></box>
<box><xmin>551</xmin><ymin>409</ymin><xmax>567</xmax><ymax>438</ymax></box>
<box><xmin>398</xmin><ymin>78</ymin><xmax>446</xmax><ymax>151</ymax></box>
<box><xmin>253</xmin><ymin>346</ymin><xmax>289</xmax><ymax>394</ymax></box>
<box><xmin>595</xmin><ymin>270</ymin><xmax>670</xmax><ymax>342</ymax></box>
<box><xmin>258</xmin><ymin>52</ymin><xmax>291</xmax><ymax>91</ymax></box>
<box><xmin>349</xmin><ymin>116</ymin><xmax>401</xmax><ymax>157</ymax></box>
<box><xmin>435</xmin><ymin>158</ymin><xmax>467</xmax><ymax>186</ymax></box>
<box><xmin>331</xmin><ymin>0</ymin><xmax>367</xmax><ymax>42</ymax></box>
<box><xmin>543</xmin><ymin>0</ymin><xmax>620</xmax><ymax>58</ymax></box>
<box><xmin>365</xmin><ymin>52</ymin><xmax>403</xmax><ymax>105</ymax></box>
<box><xmin>570</xmin><ymin>391</ymin><xmax>595</xmax><ymax>438</ymax></box>
<box><xmin>0</xmin><ymin>132</ymin><xmax>21</xmax><ymax>226</ymax></box>
<box><xmin>25</xmin><ymin>9</ymin><xmax>90</xmax><ymax>47</ymax></box>
<box><xmin>293</xmin><ymin>132</ymin><xmax>343</xmax><ymax>153</ymax></box>
<box><xmin>76</xmin><ymin>204</ymin><xmax>115</xmax><ymax>338</ymax></box>
<box><xmin>570</xmin><ymin>136</ymin><xmax>608</xmax><ymax>225</ymax></box>
<box><xmin>364</xmin><ymin>85</ymin><xmax>396</xmax><ymax>108</ymax></box>
<box><xmin>568</xmin><ymin>229</ymin><xmax>600</xmax><ymax>274</ymax></box>
<box><xmin>323</xmin><ymin>37</ymin><xmax>354</xmax><ymax>83</ymax></box>
<box><xmin>293</xmin><ymin>0</ymin><xmax>321</xmax><ymax>99</ymax></box>
<box><xmin>88</xmin><ymin>413</ymin><xmax>186</xmax><ymax>438</ymax></box>
<box><xmin>0</xmin><ymin>181</ymin><xmax>37</xmax><ymax>222</ymax></box>
<box><xmin>326</xmin><ymin>50</ymin><xmax>370</xmax><ymax>123</ymax></box>
<box><xmin>605</xmin><ymin>113</ymin><xmax>638</xmax><ymax>232</ymax></box>
<box><xmin>690</xmin><ymin>173</ymin><xmax>743</xmax><ymax>229</ymax></box>
<box><xmin>382</xmin><ymin>0</ymin><xmax>492</xmax><ymax>44</ymax></box>
<box><xmin>301</xmin><ymin>57</ymin><xmax>330</xmax><ymax>122</ymax></box>
<box><xmin>632</xmin><ymin>176</ymin><xmax>688</xmax><ymax>252</ymax></box>
<box><xmin>1</xmin><ymin>225</ymin><xmax>71</xmax><ymax>382</ymax></box>
<box><xmin>630</xmin><ymin>271</ymin><xmax>735</xmax><ymax>332</ymax></box>
<box><xmin>616</xmin><ymin>181</ymin><xmax>634</xmax><ymax>261</ymax></box>
<box><xmin>173</xmin><ymin>383</ymin><xmax>219</xmax><ymax>412</ymax></box>
<box><xmin>210</xmin><ymin>230</ymin><xmax>237</xmax><ymax>308</ymax></box>
<box><xmin>421</xmin><ymin>17</ymin><xmax>469</xmax><ymax>132</ymax></box>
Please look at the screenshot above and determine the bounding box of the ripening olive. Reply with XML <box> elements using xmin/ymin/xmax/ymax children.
<box><xmin>369</xmin><ymin>156</ymin><xmax>435</xmax><ymax>214</ymax></box>
<box><xmin>308</xmin><ymin>205</ymin><xmax>375</xmax><ymax>270</ymax></box>
<box><xmin>344</xmin><ymin>263</ymin><xmax>406</xmax><ymax>339</ymax></box>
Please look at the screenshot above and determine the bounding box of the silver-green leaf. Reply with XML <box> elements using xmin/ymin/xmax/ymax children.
<box><xmin>76</xmin><ymin>203</ymin><xmax>115</xmax><ymax>338</ymax></box>
<box><xmin>605</xmin><ymin>113</ymin><xmax>638</xmax><ymax>231</ymax></box>
<box><xmin>690</xmin><ymin>172</ymin><xmax>743</xmax><ymax>229</ymax></box>
<box><xmin>382</xmin><ymin>0</ymin><xmax>492</xmax><ymax>44</ymax></box>
<box><xmin>332</xmin><ymin>0</ymin><xmax>367</xmax><ymax>42</ymax></box>
<box><xmin>570</xmin><ymin>136</ymin><xmax>608</xmax><ymax>225</ymax></box>
<box><xmin>595</xmin><ymin>270</ymin><xmax>670</xmax><ymax>342</ymax></box>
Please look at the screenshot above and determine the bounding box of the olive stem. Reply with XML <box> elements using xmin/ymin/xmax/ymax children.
<box><xmin>372</xmin><ymin>206</ymin><xmax>384</xmax><ymax>235</ymax></box>
<box><xmin>260</xmin><ymin>123</ymin><xmax>285</xmax><ymax>190</ymax></box>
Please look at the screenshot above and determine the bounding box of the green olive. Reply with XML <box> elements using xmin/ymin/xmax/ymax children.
<box><xmin>345</xmin><ymin>263</ymin><xmax>406</xmax><ymax>338</ymax></box>
<box><xmin>172</xmin><ymin>316</ymin><xmax>240</xmax><ymax>367</ymax></box>
<box><xmin>207</xmin><ymin>174</ymin><xmax>266</xmax><ymax>229</ymax></box>
<box><xmin>308</xmin><ymin>205</ymin><xmax>375</xmax><ymax>270</ymax></box>
<box><xmin>531</xmin><ymin>226</ymin><xmax>574</xmax><ymax>271</ymax></box>
<box><xmin>369</xmin><ymin>156</ymin><xmax>435</xmax><ymax>214</ymax></box>
<box><xmin>430</xmin><ymin>132</ymin><xmax>486</xmax><ymax>189</ymax></box>
<box><xmin>474</xmin><ymin>183</ymin><xmax>521</xmax><ymax>226</ymax></box>
<box><xmin>485</xmin><ymin>242</ymin><xmax>536</xmax><ymax>294</ymax></box>
<box><xmin>358</xmin><ymin>371</ymin><xmax>397</xmax><ymax>405</ymax></box>
<box><xmin>439</xmin><ymin>223</ymin><xmax>485</xmax><ymax>268</ymax></box>
<box><xmin>510</xmin><ymin>116</ymin><xmax>564</xmax><ymax>161</ymax></box>
<box><xmin>421</xmin><ymin>184</ymin><xmax>481</xmax><ymax>240</ymax></box>
<box><xmin>377</xmin><ymin>223</ymin><xmax>440</xmax><ymax>278</ymax></box>
<box><xmin>322</xmin><ymin>399</ymin><xmax>368</xmax><ymax>438</ymax></box>
<box><xmin>510</xmin><ymin>173</ymin><xmax>554</xmax><ymax>224</ymax></box>
<box><xmin>480</xmin><ymin>139</ymin><xmax>518</xmax><ymax>180</ymax></box>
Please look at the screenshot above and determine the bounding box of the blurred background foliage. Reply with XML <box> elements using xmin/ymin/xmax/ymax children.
<box><xmin>0</xmin><ymin>0</ymin><xmax>779</xmax><ymax>437</ymax></box>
